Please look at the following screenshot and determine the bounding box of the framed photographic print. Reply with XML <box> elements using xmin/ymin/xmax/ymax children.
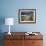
<box><xmin>18</xmin><ymin>9</ymin><xmax>36</xmax><ymax>23</ymax></box>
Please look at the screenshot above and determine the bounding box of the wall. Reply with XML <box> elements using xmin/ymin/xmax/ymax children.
<box><xmin>0</xmin><ymin>0</ymin><xmax>46</xmax><ymax>32</ymax></box>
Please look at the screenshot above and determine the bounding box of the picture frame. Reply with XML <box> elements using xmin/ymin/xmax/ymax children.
<box><xmin>18</xmin><ymin>9</ymin><xmax>36</xmax><ymax>23</ymax></box>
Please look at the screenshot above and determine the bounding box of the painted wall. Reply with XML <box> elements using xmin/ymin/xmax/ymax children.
<box><xmin>0</xmin><ymin>0</ymin><xmax>46</xmax><ymax>32</ymax></box>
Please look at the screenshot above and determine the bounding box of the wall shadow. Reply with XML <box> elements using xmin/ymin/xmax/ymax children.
<box><xmin>0</xmin><ymin>16</ymin><xmax>5</xmax><ymax>46</ymax></box>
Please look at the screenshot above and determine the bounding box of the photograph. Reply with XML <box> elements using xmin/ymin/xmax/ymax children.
<box><xmin>19</xmin><ymin>9</ymin><xmax>36</xmax><ymax>23</ymax></box>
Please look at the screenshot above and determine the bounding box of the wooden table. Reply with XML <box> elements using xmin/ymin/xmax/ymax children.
<box><xmin>4</xmin><ymin>32</ymin><xmax>43</xmax><ymax>46</ymax></box>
